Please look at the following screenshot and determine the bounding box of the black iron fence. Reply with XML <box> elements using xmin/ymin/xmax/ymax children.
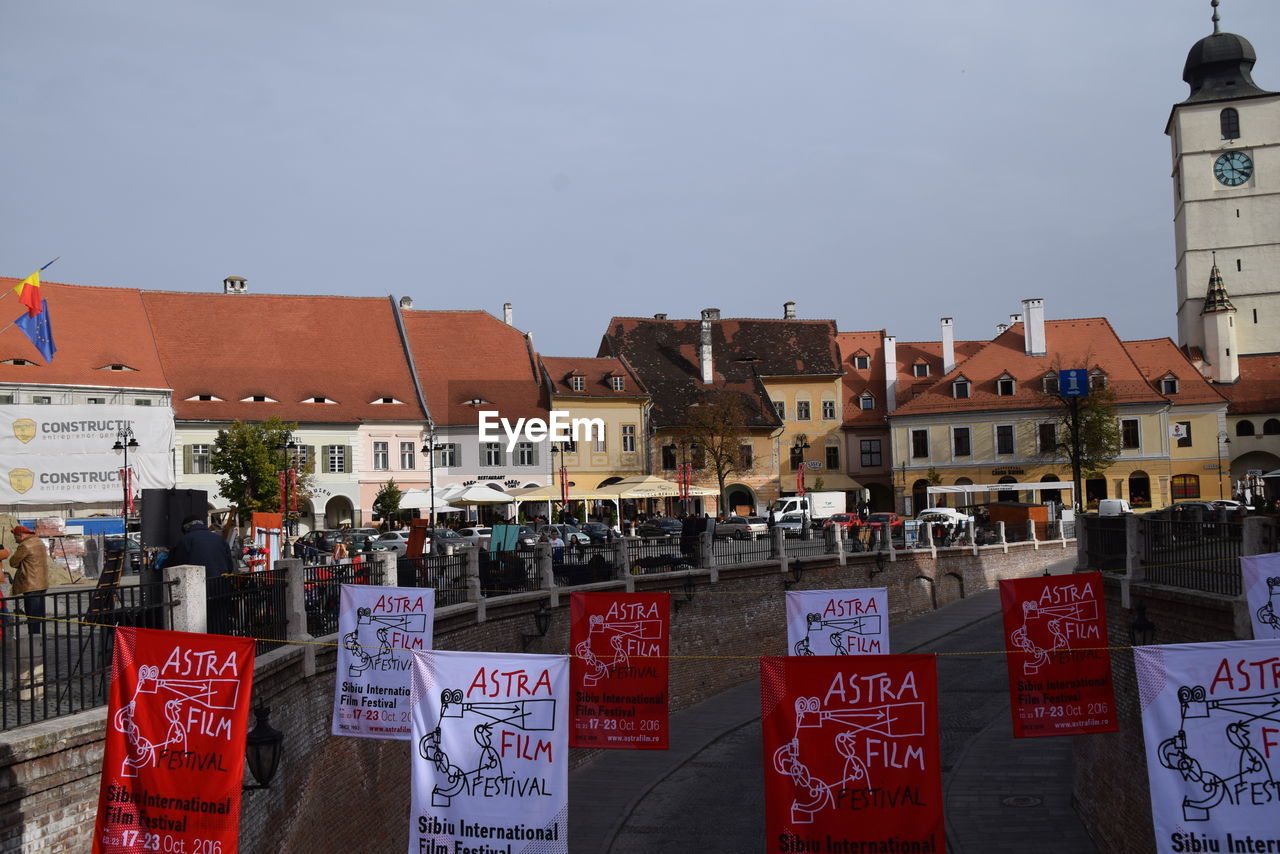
<box><xmin>304</xmin><ymin>560</ymin><xmax>374</xmax><ymax>637</ymax></box>
<box><xmin>554</xmin><ymin>543</ymin><xmax>620</xmax><ymax>586</ymax></box>
<box><xmin>1082</xmin><ymin>516</ymin><xmax>1129</xmax><ymax>571</ymax></box>
<box><xmin>207</xmin><ymin>568</ymin><xmax>289</xmax><ymax>656</ymax></box>
<box><xmin>2</xmin><ymin>579</ymin><xmax>175</xmax><ymax>731</ymax></box>
<box><xmin>480</xmin><ymin>549</ymin><xmax>540</xmax><ymax>597</ymax></box>
<box><xmin>1141</xmin><ymin>518</ymin><xmax>1242</xmax><ymax>596</ymax></box>
<box><xmin>783</xmin><ymin>536</ymin><xmax>827</xmax><ymax>559</ymax></box>
<box><xmin>626</xmin><ymin>537</ymin><xmax>693</xmax><ymax>575</ymax></box>
<box><xmin>397</xmin><ymin>554</ymin><xmax>471</xmax><ymax>606</ymax></box>
<box><xmin>712</xmin><ymin>534</ymin><xmax>773</xmax><ymax>565</ymax></box>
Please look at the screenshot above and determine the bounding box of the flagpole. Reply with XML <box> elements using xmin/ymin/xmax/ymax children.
<box><xmin>3</xmin><ymin>257</ymin><xmax>60</xmax><ymax>306</ymax></box>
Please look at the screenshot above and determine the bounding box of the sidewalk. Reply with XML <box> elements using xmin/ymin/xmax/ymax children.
<box><xmin>568</xmin><ymin>588</ymin><xmax>1096</xmax><ymax>853</ymax></box>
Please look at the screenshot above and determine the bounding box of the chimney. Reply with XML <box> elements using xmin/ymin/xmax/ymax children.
<box><xmin>503</xmin><ymin>302</ymin><xmax>513</xmax><ymax>325</ymax></box>
<box><xmin>700</xmin><ymin>308</ymin><xmax>719</xmax><ymax>384</ymax></box>
<box><xmin>398</xmin><ymin>295</ymin><xmax>413</xmax><ymax>310</ymax></box>
<box><xmin>883</xmin><ymin>335</ymin><xmax>898</xmax><ymax>413</ymax></box>
<box><xmin>996</xmin><ymin>323</ymin><xmax>1009</xmax><ymax>335</ymax></box>
<box><xmin>783</xmin><ymin>301</ymin><xmax>796</xmax><ymax>320</ymax></box>
<box><xmin>1022</xmin><ymin>298</ymin><xmax>1046</xmax><ymax>356</ymax></box>
<box><xmin>654</xmin><ymin>313</ymin><xmax>667</xmax><ymax>320</ymax></box>
<box><xmin>941</xmin><ymin>317</ymin><xmax>955</xmax><ymax>374</ymax></box>
<box><xmin>223</xmin><ymin>275</ymin><xmax>247</xmax><ymax>294</ymax></box>
<box><xmin>1010</xmin><ymin>314</ymin><xmax>1022</xmax><ymax>326</ymax></box>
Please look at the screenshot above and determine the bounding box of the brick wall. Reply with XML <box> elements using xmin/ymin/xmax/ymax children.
<box><xmin>1070</xmin><ymin>575</ymin><xmax>1242</xmax><ymax>854</ymax></box>
<box><xmin>0</xmin><ymin>541</ymin><xmax>1068</xmax><ymax>853</ymax></box>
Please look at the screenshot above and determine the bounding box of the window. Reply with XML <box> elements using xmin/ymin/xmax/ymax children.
<box><xmin>190</xmin><ymin>444</ymin><xmax>211</xmax><ymax>475</ymax></box>
<box><xmin>516</xmin><ymin>442</ymin><xmax>536</xmax><ymax>466</ymax></box>
<box><xmin>1043</xmin><ymin>373</ymin><xmax>1059</xmax><ymax>395</ymax></box>
<box><xmin>1038</xmin><ymin>423</ymin><xmax>1057</xmax><ymax>454</ymax></box>
<box><xmin>0</xmin><ymin>394</ymin><xmax>13</xmax><ymax>404</ymax></box>
<box><xmin>240</xmin><ymin>395</ymin><xmax>275</xmax><ymax>403</ymax></box>
<box><xmin>911</xmin><ymin>429</ymin><xmax>929</xmax><ymax>459</ymax></box>
<box><xmin>826</xmin><ymin>445</ymin><xmax>840</xmax><ymax>470</ymax></box>
<box><xmin>821</xmin><ymin>400</ymin><xmax>836</xmax><ymax>420</ymax></box>
<box><xmin>997</xmin><ymin>376</ymin><xmax>1015</xmax><ymax>396</ymax></box>
<box><xmin>789</xmin><ymin>445</ymin><xmax>804</xmax><ymax>471</ymax></box>
<box><xmin>739</xmin><ymin>444</ymin><xmax>753</xmax><ymax>469</ymax></box>
<box><xmin>860</xmin><ymin>439</ymin><xmax>882</xmax><ymax>467</ymax></box>
<box><xmin>854</xmin><ymin>354</ymin><xmax>870</xmax><ymax>370</ymax></box>
<box><xmin>295</xmin><ymin>446</ymin><xmax>313</xmax><ymax>472</ymax></box>
<box><xmin>305</xmin><ymin>396</ymin><xmax>335</xmax><ymax>404</ymax></box>
<box><xmin>610</xmin><ymin>376</ymin><xmax>625</xmax><ymax>391</ymax></box>
<box><xmin>185</xmin><ymin>394</ymin><xmax>222</xmax><ymax>402</ymax></box>
<box><xmin>1120</xmin><ymin>418</ymin><xmax>1140</xmax><ymax>450</ymax></box>
<box><xmin>796</xmin><ymin>401</ymin><xmax>811</xmax><ymax>421</ymax></box>
<box><xmin>995</xmin><ymin>424</ymin><xmax>1015</xmax><ymax>456</ymax></box>
<box><xmin>436</xmin><ymin>444</ymin><xmax>459</xmax><ymax>468</ymax></box>
<box><xmin>953</xmin><ymin>379</ymin><xmax>970</xmax><ymax>399</ymax></box>
<box><xmin>33</xmin><ymin>395</ymin><xmax>51</xmax><ymax>405</ymax></box>
<box><xmin>1237</xmin><ymin>420</ymin><xmax>1256</xmax><ymax>437</ymax></box>
<box><xmin>563</xmin><ymin>437</ymin><xmax>577</xmax><ymax>453</ymax></box>
<box><xmin>325</xmin><ymin>445</ymin><xmax>349</xmax><ymax>473</ymax></box>
<box><xmin>773</xmin><ymin>401</ymin><xmax>785</xmax><ymax>420</ymax></box>
<box><xmin>569</xmin><ymin>376</ymin><xmax>585</xmax><ymax>392</ymax></box>
<box><xmin>1265</xmin><ymin>419</ymin><xmax>1280</xmax><ymax>435</ymax></box>
<box><xmin>1171</xmin><ymin>474</ymin><xmax>1200</xmax><ymax>500</ymax></box>
<box><xmin>593</xmin><ymin>429</ymin><xmax>607</xmax><ymax>453</ymax></box>
<box><xmin>400</xmin><ymin>441</ymin><xmax>416</xmax><ymax>469</ymax></box>
<box><xmin>373</xmin><ymin>441</ymin><xmax>389</xmax><ymax>470</ymax></box>
<box><xmin>859</xmin><ymin>392</ymin><xmax>875</xmax><ymax>410</ymax></box>
<box><xmin>1175</xmin><ymin>421</ymin><xmax>1192</xmax><ymax>448</ymax></box>
<box><xmin>912</xmin><ymin>362</ymin><xmax>930</xmax><ymax>378</ymax></box>
<box><xmin>87</xmin><ymin>397</ymin><xmax>106</xmax><ymax>405</ymax></box>
<box><xmin>661</xmin><ymin>445</ymin><xmax>677</xmax><ymax>470</ymax></box>
<box><xmin>134</xmin><ymin>399</ymin><xmax>152</xmax><ymax>406</ymax></box>
<box><xmin>1090</xmin><ymin>370</ymin><xmax>1107</xmax><ymax>390</ymax></box>
<box><xmin>952</xmin><ymin>427</ymin><xmax>971</xmax><ymax>457</ymax></box>
<box><xmin>1161</xmin><ymin>376</ymin><xmax>1179</xmax><ymax>395</ymax></box>
<box><xmin>370</xmin><ymin>396</ymin><xmax>403</xmax><ymax>405</ymax></box>
<box><xmin>621</xmin><ymin>424</ymin><xmax>636</xmax><ymax>453</ymax></box>
<box><xmin>1221</xmin><ymin>107</ymin><xmax>1240</xmax><ymax>140</ymax></box>
<box><xmin>482</xmin><ymin>443</ymin><xmax>502</xmax><ymax>467</ymax></box>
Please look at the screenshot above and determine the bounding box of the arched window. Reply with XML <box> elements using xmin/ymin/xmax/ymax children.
<box><xmin>1265</xmin><ymin>419</ymin><xmax>1280</xmax><ymax>435</ymax></box>
<box><xmin>1221</xmin><ymin>107</ymin><xmax>1240</xmax><ymax>140</ymax></box>
<box><xmin>1171</xmin><ymin>474</ymin><xmax>1200</xmax><ymax>500</ymax></box>
<box><xmin>1237</xmin><ymin>420</ymin><xmax>1256</xmax><ymax>437</ymax></box>
<box><xmin>1128</xmin><ymin>470</ymin><xmax>1151</xmax><ymax>508</ymax></box>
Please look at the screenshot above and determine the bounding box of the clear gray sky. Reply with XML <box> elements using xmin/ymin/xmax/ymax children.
<box><xmin>4</xmin><ymin>1</ymin><xmax>1278</xmax><ymax>355</ymax></box>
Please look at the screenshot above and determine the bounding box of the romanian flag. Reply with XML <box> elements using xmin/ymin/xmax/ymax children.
<box><xmin>13</xmin><ymin>270</ymin><xmax>41</xmax><ymax>317</ymax></box>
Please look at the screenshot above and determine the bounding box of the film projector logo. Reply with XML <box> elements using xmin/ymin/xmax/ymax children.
<box><xmin>12</xmin><ymin>419</ymin><xmax>36</xmax><ymax>444</ymax></box>
<box><xmin>8</xmin><ymin>469</ymin><xmax>34</xmax><ymax>494</ymax></box>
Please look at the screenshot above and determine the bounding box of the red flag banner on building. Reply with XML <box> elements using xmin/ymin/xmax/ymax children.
<box><xmin>760</xmin><ymin>654</ymin><xmax>944</xmax><ymax>853</ymax></box>
<box><xmin>569</xmin><ymin>592</ymin><xmax>669</xmax><ymax>749</ymax></box>
<box><xmin>999</xmin><ymin>571</ymin><xmax>1118</xmax><ymax>738</ymax></box>
<box><xmin>93</xmin><ymin>627</ymin><xmax>255</xmax><ymax>854</ymax></box>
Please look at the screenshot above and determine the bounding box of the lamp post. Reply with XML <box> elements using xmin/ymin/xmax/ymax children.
<box><xmin>792</xmin><ymin>437</ymin><xmax>811</xmax><ymax>494</ymax></box>
<box><xmin>112</xmin><ymin>425</ymin><xmax>140</xmax><ymax>532</ymax></box>
<box><xmin>421</xmin><ymin>425</ymin><xmax>448</xmax><ymax>528</ymax></box>
<box><xmin>665</xmin><ymin>441</ymin><xmax>695</xmax><ymax>516</ymax></box>
<box><xmin>276</xmin><ymin>431</ymin><xmax>299</xmax><ymax>538</ymax></box>
<box><xmin>1217</xmin><ymin>430</ymin><xmax>1231</xmax><ymax>499</ymax></box>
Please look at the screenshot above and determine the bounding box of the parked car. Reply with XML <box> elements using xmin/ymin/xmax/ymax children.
<box><xmin>456</xmin><ymin>526</ymin><xmax>493</xmax><ymax>547</ymax></box>
<box><xmin>421</xmin><ymin>527</ymin><xmax>466</xmax><ymax>551</ymax></box>
<box><xmin>775</xmin><ymin>512</ymin><xmax>808</xmax><ymax>537</ymax></box>
<box><xmin>579</xmin><ymin>522</ymin><xmax>617</xmax><ymax>543</ymax></box>
<box><xmin>104</xmin><ymin>536</ymin><xmax>144</xmax><ymax>573</ymax></box>
<box><xmin>637</xmin><ymin>517</ymin><xmax>683</xmax><ymax>538</ymax></box>
<box><xmin>865</xmin><ymin>512</ymin><xmax>904</xmax><ymax>532</ymax></box>
<box><xmin>823</xmin><ymin>513</ymin><xmax>862</xmax><ymax>532</ymax></box>
<box><xmin>516</xmin><ymin>525</ymin><xmax>539</xmax><ymax>547</ymax></box>
<box><xmin>915</xmin><ymin>508</ymin><xmax>973</xmax><ymax>526</ymax></box>
<box><xmin>295</xmin><ymin>529</ymin><xmax>396</xmax><ymax>556</ymax></box>
<box><xmin>538</xmin><ymin>524</ymin><xmax>590</xmax><ymax>545</ymax></box>
<box><xmin>1212</xmin><ymin>499</ymin><xmax>1245</xmax><ymax>511</ymax></box>
<box><xmin>1168</xmin><ymin>501</ymin><xmax>1220</xmax><ymax>515</ymax></box>
<box><xmin>374</xmin><ymin>530</ymin><xmax>411</xmax><ymax>555</ymax></box>
<box><xmin>717</xmin><ymin>516</ymin><xmax>769</xmax><ymax>539</ymax></box>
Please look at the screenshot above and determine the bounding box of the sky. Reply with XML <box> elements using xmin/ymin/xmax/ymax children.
<box><xmin>3</xmin><ymin>0</ymin><xmax>1279</xmax><ymax>357</ymax></box>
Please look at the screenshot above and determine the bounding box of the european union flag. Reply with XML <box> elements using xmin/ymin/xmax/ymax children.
<box><xmin>16</xmin><ymin>299</ymin><xmax>56</xmax><ymax>362</ymax></box>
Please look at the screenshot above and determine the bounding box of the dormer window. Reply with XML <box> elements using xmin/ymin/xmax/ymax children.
<box><xmin>240</xmin><ymin>395</ymin><xmax>277</xmax><ymax>403</ymax></box>
<box><xmin>1</xmin><ymin>358</ymin><xmax>36</xmax><ymax>366</ymax></box>
<box><xmin>98</xmin><ymin>363</ymin><xmax>137</xmax><ymax>372</ymax></box>
<box><xmin>997</xmin><ymin>375</ymin><xmax>1016</xmax><ymax>396</ymax></box>
<box><xmin>952</xmin><ymin>377</ymin><xmax>971</xmax><ymax>399</ymax></box>
<box><xmin>1160</xmin><ymin>375</ymin><xmax>1179</xmax><ymax>395</ymax></box>
<box><xmin>610</xmin><ymin>376</ymin><xmax>625</xmax><ymax>391</ymax></box>
<box><xmin>912</xmin><ymin>362</ymin><xmax>930</xmax><ymax>378</ymax></box>
<box><xmin>370</xmin><ymin>397</ymin><xmax>404</xmax><ymax>405</ymax></box>
<box><xmin>1089</xmin><ymin>369</ymin><xmax>1108</xmax><ymax>390</ymax></box>
<box><xmin>1042</xmin><ymin>372</ymin><xmax>1059</xmax><ymax>395</ymax></box>
<box><xmin>184</xmin><ymin>394</ymin><xmax>224</xmax><ymax>402</ymax></box>
<box><xmin>858</xmin><ymin>392</ymin><xmax>875</xmax><ymax>410</ymax></box>
<box><xmin>569</xmin><ymin>376</ymin><xmax>585</xmax><ymax>392</ymax></box>
<box><xmin>853</xmin><ymin>353</ymin><xmax>870</xmax><ymax>370</ymax></box>
<box><xmin>304</xmin><ymin>396</ymin><xmax>336</xmax><ymax>404</ymax></box>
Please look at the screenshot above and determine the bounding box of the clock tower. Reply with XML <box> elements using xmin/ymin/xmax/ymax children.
<box><xmin>1168</xmin><ymin>1</ymin><xmax>1279</xmax><ymax>371</ymax></box>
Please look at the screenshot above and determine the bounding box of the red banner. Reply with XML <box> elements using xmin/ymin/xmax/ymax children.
<box><xmin>999</xmin><ymin>571</ymin><xmax>1118</xmax><ymax>738</ymax></box>
<box><xmin>761</xmin><ymin>655</ymin><xmax>943</xmax><ymax>853</ymax></box>
<box><xmin>569</xmin><ymin>592</ymin><xmax>669</xmax><ymax>749</ymax></box>
<box><xmin>93</xmin><ymin>627</ymin><xmax>256</xmax><ymax>854</ymax></box>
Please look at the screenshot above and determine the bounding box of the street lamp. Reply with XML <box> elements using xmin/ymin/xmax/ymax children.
<box><xmin>112</xmin><ymin>425</ymin><xmax>140</xmax><ymax>532</ymax></box>
<box><xmin>665</xmin><ymin>441</ymin><xmax>696</xmax><ymax>516</ymax></box>
<box><xmin>276</xmin><ymin>431</ymin><xmax>299</xmax><ymax>537</ymax></box>
<box><xmin>1216</xmin><ymin>430</ymin><xmax>1232</xmax><ymax>500</ymax></box>
<box><xmin>421</xmin><ymin>425</ymin><xmax>448</xmax><ymax>528</ymax></box>
<box><xmin>792</xmin><ymin>436</ymin><xmax>811</xmax><ymax>496</ymax></box>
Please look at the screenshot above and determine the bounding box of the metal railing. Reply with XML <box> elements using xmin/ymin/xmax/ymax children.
<box><xmin>304</xmin><ymin>560</ymin><xmax>375</xmax><ymax>637</ymax></box>
<box><xmin>397</xmin><ymin>554</ymin><xmax>471</xmax><ymax>607</ymax></box>
<box><xmin>1141</xmin><ymin>518</ymin><xmax>1242</xmax><ymax>596</ymax></box>
<box><xmin>479</xmin><ymin>549</ymin><xmax>540</xmax><ymax>596</ymax></box>
<box><xmin>207</xmin><ymin>568</ymin><xmax>289</xmax><ymax>655</ymax></box>
<box><xmin>712</xmin><ymin>533</ymin><xmax>772</xmax><ymax>565</ymax></box>
<box><xmin>554</xmin><ymin>543</ymin><xmax>620</xmax><ymax>586</ymax></box>
<box><xmin>783</xmin><ymin>536</ymin><xmax>827</xmax><ymax>559</ymax></box>
<box><xmin>2</xmin><ymin>579</ymin><xmax>175</xmax><ymax>731</ymax></box>
<box><xmin>626</xmin><ymin>537</ymin><xmax>693</xmax><ymax>574</ymax></box>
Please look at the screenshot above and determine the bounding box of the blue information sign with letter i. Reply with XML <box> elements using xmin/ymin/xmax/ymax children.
<box><xmin>1059</xmin><ymin>369</ymin><xmax>1089</xmax><ymax>398</ymax></box>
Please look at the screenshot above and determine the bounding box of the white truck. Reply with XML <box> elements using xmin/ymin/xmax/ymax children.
<box><xmin>769</xmin><ymin>491</ymin><xmax>846</xmax><ymax>524</ymax></box>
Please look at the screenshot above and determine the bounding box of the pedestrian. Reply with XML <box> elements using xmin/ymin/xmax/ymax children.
<box><xmin>767</xmin><ymin>509</ymin><xmax>777</xmax><ymax>531</ymax></box>
<box><xmin>8</xmin><ymin>525</ymin><xmax>49</xmax><ymax>636</ymax></box>
<box><xmin>168</xmin><ymin>516</ymin><xmax>236</xmax><ymax>635</ymax></box>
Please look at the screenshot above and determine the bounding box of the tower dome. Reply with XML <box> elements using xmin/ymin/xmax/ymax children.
<box><xmin>1182</xmin><ymin>30</ymin><xmax>1271</xmax><ymax>103</ymax></box>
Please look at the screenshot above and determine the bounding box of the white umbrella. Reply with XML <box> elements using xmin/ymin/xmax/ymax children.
<box><xmin>448</xmin><ymin>485</ymin><xmax>516</xmax><ymax>506</ymax></box>
<box><xmin>399</xmin><ymin>489</ymin><xmax>464</xmax><ymax>512</ymax></box>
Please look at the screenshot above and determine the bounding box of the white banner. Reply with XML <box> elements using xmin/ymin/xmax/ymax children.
<box><xmin>786</xmin><ymin>588</ymin><xmax>889</xmax><ymax>655</ymax></box>
<box><xmin>1135</xmin><ymin>639</ymin><xmax>1280</xmax><ymax>853</ymax></box>
<box><xmin>1241</xmin><ymin>553</ymin><xmax>1280</xmax><ymax>639</ymax></box>
<box><xmin>333</xmin><ymin>585</ymin><xmax>435</xmax><ymax>739</ymax></box>
<box><xmin>0</xmin><ymin>403</ymin><xmax>175</xmax><ymax>504</ymax></box>
<box><xmin>409</xmin><ymin>649</ymin><xmax>568</xmax><ymax>854</ymax></box>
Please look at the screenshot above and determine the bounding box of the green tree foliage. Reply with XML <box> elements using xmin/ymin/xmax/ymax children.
<box><xmin>373</xmin><ymin>479</ymin><xmax>403</xmax><ymax>527</ymax></box>
<box><xmin>210</xmin><ymin>417</ymin><xmax>310</xmax><ymax>521</ymax></box>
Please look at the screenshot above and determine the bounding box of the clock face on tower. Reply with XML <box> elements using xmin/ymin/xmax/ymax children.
<box><xmin>1214</xmin><ymin>151</ymin><xmax>1254</xmax><ymax>186</ymax></box>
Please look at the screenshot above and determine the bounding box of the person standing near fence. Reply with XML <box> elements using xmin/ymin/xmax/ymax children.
<box><xmin>169</xmin><ymin>516</ymin><xmax>236</xmax><ymax>634</ymax></box>
<box><xmin>8</xmin><ymin>525</ymin><xmax>49</xmax><ymax>636</ymax></box>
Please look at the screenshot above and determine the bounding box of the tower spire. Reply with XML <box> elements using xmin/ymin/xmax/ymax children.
<box><xmin>1202</xmin><ymin>254</ymin><xmax>1235</xmax><ymax>314</ymax></box>
<box><xmin>1211</xmin><ymin>0</ymin><xmax>1221</xmax><ymax>34</ymax></box>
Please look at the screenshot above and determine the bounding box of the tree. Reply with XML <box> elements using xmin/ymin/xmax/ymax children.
<box><xmin>373</xmin><ymin>479</ymin><xmax>403</xmax><ymax>528</ymax></box>
<box><xmin>210</xmin><ymin>417</ymin><xmax>311</xmax><ymax>523</ymax></box>
<box><xmin>679</xmin><ymin>391</ymin><xmax>752</xmax><ymax>517</ymax></box>
<box><xmin>1040</xmin><ymin>374</ymin><xmax>1121</xmax><ymax>509</ymax></box>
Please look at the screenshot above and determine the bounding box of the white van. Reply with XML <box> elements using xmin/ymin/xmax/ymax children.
<box><xmin>1097</xmin><ymin>499</ymin><xmax>1131</xmax><ymax>516</ymax></box>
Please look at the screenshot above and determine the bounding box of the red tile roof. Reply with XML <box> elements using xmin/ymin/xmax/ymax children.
<box><xmin>540</xmin><ymin>356</ymin><xmax>648</xmax><ymax>398</ymax></box>
<box><xmin>1122</xmin><ymin>338</ymin><xmax>1227</xmax><ymax>406</ymax></box>
<box><xmin>0</xmin><ymin>279</ymin><xmax>170</xmax><ymax>390</ymax></box>
<box><xmin>1218</xmin><ymin>354</ymin><xmax>1280</xmax><ymax>414</ymax></box>
<box><xmin>140</xmin><ymin>291</ymin><xmax>423</xmax><ymax>423</ymax></box>
<box><xmin>836</xmin><ymin>330</ymin><xmax>984</xmax><ymax>426</ymax></box>
<box><xmin>400</xmin><ymin>310</ymin><xmax>547</xmax><ymax>425</ymax></box>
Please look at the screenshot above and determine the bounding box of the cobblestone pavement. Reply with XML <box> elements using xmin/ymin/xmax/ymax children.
<box><xmin>569</xmin><ymin>584</ymin><xmax>1098</xmax><ymax>854</ymax></box>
